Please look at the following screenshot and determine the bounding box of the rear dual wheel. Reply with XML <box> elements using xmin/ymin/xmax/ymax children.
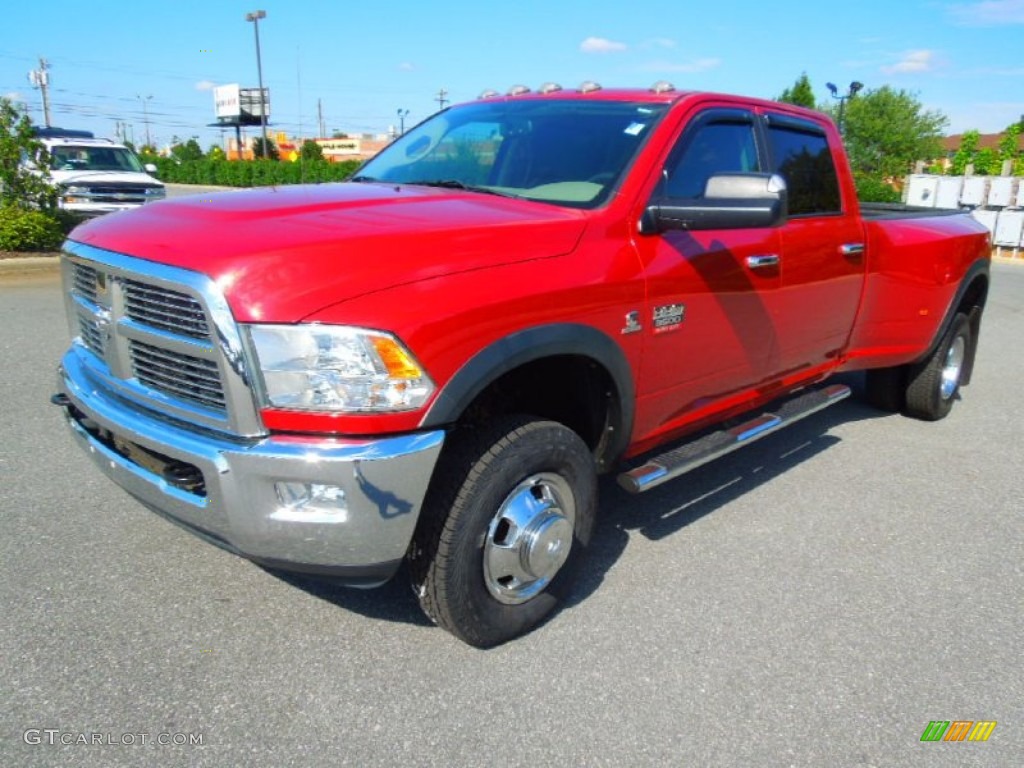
<box><xmin>904</xmin><ymin>312</ymin><xmax>971</xmax><ymax>421</ymax></box>
<box><xmin>864</xmin><ymin>312</ymin><xmax>972</xmax><ymax>421</ymax></box>
<box><xmin>408</xmin><ymin>416</ymin><xmax>596</xmax><ymax>648</ymax></box>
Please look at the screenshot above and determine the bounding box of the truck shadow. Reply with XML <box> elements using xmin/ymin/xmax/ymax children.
<box><xmin>562</xmin><ymin>371</ymin><xmax>894</xmax><ymax>609</ymax></box>
<box><xmin>268</xmin><ymin>568</ymin><xmax>434</xmax><ymax>627</ymax></box>
<box><xmin>269</xmin><ymin>372</ymin><xmax>894</xmax><ymax>631</ymax></box>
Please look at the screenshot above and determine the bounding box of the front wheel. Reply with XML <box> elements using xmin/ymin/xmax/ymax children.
<box><xmin>408</xmin><ymin>416</ymin><xmax>597</xmax><ymax>648</ymax></box>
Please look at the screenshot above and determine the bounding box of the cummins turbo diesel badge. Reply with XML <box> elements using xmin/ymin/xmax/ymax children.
<box><xmin>653</xmin><ymin>303</ymin><xmax>685</xmax><ymax>333</ymax></box>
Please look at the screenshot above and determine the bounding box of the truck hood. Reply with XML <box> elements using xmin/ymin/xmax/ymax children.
<box><xmin>69</xmin><ymin>182</ymin><xmax>587</xmax><ymax>322</ymax></box>
<box><xmin>52</xmin><ymin>170</ymin><xmax>163</xmax><ymax>187</ymax></box>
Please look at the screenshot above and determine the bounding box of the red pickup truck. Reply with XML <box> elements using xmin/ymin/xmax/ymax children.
<box><xmin>54</xmin><ymin>84</ymin><xmax>990</xmax><ymax>647</ymax></box>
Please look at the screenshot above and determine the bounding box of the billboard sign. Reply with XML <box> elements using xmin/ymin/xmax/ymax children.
<box><xmin>213</xmin><ymin>84</ymin><xmax>270</xmax><ymax>125</ymax></box>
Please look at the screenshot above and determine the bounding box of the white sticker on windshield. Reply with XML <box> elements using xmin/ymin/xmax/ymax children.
<box><xmin>624</xmin><ymin>122</ymin><xmax>647</xmax><ymax>136</ymax></box>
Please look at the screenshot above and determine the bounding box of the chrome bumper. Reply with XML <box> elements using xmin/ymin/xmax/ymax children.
<box><xmin>56</xmin><ymin>349</ymin><xmax>444</xmax><ymax>586</ymax></box>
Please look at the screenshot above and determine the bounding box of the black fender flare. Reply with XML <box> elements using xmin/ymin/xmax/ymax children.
<box><xmin>421</xmin><ymin>323</ymin><xmax>635</xmax><ymax>464</ymax></box>
<box><xmin>916</xmin><ymin>257</ymin><xmax>989</xmax><ymax>384</ymax></box>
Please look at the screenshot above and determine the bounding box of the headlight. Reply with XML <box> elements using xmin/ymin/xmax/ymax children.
<box><xmin>64</xmin><ymin>185</ymin><xmax>89</xmax><ymax>195</ymax></box>
<box><xmin>246</xmin><ymin>325</ymin><xmax>435</xmax><ymax>413</ymax></box>
<box><xmin>145</xmin><ymin>187</ymin><xmax>166</xmax><ymax>198</ymax></box>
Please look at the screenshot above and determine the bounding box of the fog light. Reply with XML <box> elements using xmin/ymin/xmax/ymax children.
<box><xmin>271</xmin><ymin>482</ymin><xmax>348</xmax><ymax>523</ymax></box>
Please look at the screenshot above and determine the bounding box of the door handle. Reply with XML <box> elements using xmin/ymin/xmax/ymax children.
<box><xmin>746</xmin><ymin>254</ymin><xmax>780</xmax><ymax>269</ymax></box>
<box><xmin>840</xmin><ymin>243</ymin><xmax>865</xmax><ymax>256</ymax></box>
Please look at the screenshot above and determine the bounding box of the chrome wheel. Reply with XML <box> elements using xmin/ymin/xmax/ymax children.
<box><xmin>940</xmin><ymin>335</ymin><xmax>966</xmax><ymax>400</ymax></box>
<box><xmin>483</xmin><ymin>473</ymin><xmax>576</xmax><ymax>605</ymax></box>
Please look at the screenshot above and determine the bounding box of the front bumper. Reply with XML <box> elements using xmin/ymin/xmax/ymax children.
<box><xmin>60</xmin><ymin>196</ymin><xmax>164</xmax><ymax>217</ymax></box>
<box><xmin>56</xmin><ymin>349</ymin><xmax>444</xmax><ymax>586</ymax></box>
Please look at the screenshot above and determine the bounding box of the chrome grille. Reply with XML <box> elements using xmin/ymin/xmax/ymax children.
<box><xmin>62</xmin><ymin>244</ymin><xmax>264</xmax><ymax>437</ymax></box>
<box><xmin>72</xmin><ymin>262</ymin><xmax>99</xmax><ymax>304</ymax></box>
<box><xmin>130</xmin><ymin>340</ymin><xmax>226</xmax><ymax>411</ymax></box>
<box><xmin>123</xmin><ymin>279</ymin><xmax>209</xmax><ymax>339</ymax></box>
<box><xmin>78</xmin><ymin>314</ymin><xmax>106</xmax><ymax>356</ymax></box>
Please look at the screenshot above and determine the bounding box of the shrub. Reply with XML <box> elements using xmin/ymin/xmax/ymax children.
<box><xmin>0</xmin><ymin>205</ymin><xmax>65</xmax><ymax>251</ymax></box>
<box><xmin>149</xmin><ymin>157</ymin><xmax>363</xmax><ymax>187</ymax></box>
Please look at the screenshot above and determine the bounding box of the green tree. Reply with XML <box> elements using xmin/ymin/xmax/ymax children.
<box><xmin>170</xmin><ymin>136</ymin><xmax>204</xmax><ymax>163</ymax></box>
<box><xmin>777</xmin><ymin>73</ymin><xmax>816</xmax><ymax>109</ymax></box>
<box><xmin>950</xmin><ymin>130</ymin><xmax>979</xmax><ymax>176</ymax></box>
<box><xmin>998</xmin><ymin>122</ymin><xmax>1022</xmax><ymax>173</ymax></box>
<box><xmin>251</xmin><ymin>136</ymin><xmax>279</xmax><ymax>160</ymax></box>
<box><xmin>838</xmin><ymin>86</ymin><xmax>948</xmax><ymax>180</ymax></box>
<box><xmin>0</xmin><ymin>97</ymin><xmax>56</xmax><ymax>209</ymax></box>
<box><xmin>300</xmin><ymin>139</ymin><xmax>324</xmax><ymax>162</ymax></box>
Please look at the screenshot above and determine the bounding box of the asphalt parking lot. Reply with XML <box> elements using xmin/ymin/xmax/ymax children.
<box><xmin>1</xmin><ymin>263</ymin><xmax>1021</xmax><ymax>767</ymax></box>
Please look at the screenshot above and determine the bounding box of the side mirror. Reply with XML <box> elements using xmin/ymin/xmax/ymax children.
<box><xmin>144</xmin><ymin>163</ymin><xmax>158</xmax><ymax>174</ymax></box>
<box><xmin>641</xmin><ymin>172</ymin><xmax>788</xmax><ymax>234</ymax></box>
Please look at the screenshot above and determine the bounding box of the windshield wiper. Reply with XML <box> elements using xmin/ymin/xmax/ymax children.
<box><xmin>404</xmin><ymin>179</ymin><xmax>517</xmax><ymax>198</ymax></box>
<box><xmin>349</xmin><ymin>175</ymin><xmax>379</xmax><ymax>183</ymax></box>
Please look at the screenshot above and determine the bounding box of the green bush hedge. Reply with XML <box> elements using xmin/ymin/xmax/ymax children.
<box><xmin>0</xmin><ymin>205</ymin><xmax>66</xmax><ymax>251</ymax></box>
<box><xmin>152</xmin><ymin>158</ymin><xmax>362</xmax><ymax>187</ymax></box>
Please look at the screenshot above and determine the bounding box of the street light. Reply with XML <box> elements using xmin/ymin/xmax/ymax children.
<box><xmin>245</xmin><ymin>10</ymin><xmax>269</xmax><ymax>158</ymax></box>
<box><xmin>826</xmin><ymin>81</ymin><xmax>863</xmax><ymax>136</ymax></box>
<box><xmin>397</xmin><ymin>108</ymin><xmax>410</xmax><ymax>136</ymax></box>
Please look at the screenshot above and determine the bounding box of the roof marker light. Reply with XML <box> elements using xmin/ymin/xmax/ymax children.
<box><xmin>650</xmin><ymin>81</ymin><xmax>676</xmax><ymax>94</ymax></box>
<box><xmin>578</xmin><ymin>81</ymin><xmax>602</xmax><ymax>93</ymax></box>
<box><xmin>507</xmin><ymin>84</ymin><xmax>531</xmax><ymax>96</ymax></box>
<box><xmin>478</xmin><ymin>89</ymin><xmax>500</xmax><ymax>99</ymax></box>
<box><xmin>539</xmin><ymin>82</ymin><xmax>563</xmax><ymax>94</ymax></box>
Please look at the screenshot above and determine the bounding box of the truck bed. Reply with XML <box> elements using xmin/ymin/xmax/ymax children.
<box><xmin>859</xmin><ymin>202</ymin><xmax>969</xmax><ymax>220</ymax></box>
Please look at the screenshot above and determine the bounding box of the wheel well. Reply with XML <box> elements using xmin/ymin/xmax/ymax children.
<box><xmin>457</xmin><ymin>355</ymin><xmax>623</xmax><ymax>471</ymax></box>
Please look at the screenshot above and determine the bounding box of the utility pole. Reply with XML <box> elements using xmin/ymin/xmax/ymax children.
<box><xmin>435</xmin><ymin>88</ymin><xmax>449</xmax><ymax>111</ymax></box>
<box><xmin>245</xmin><ymin>10</ymin><xmax>269</xmax><ymax>158</ymax></box>
<box><xmin>318</xmin><ymin>98</ymin><xmax>325</xmax><ymax>139</ymax></box>
<box><xmin>137</xmin><ymin>94</ymin><xmax>153</xmax><ymax>147</ymax></box>
<box><xmin>397</xmin><ymin>108</ymin><xmax>410</xmax><ymax>136</ymax></box>
<box><xmin>27</xmin><ymin>57</ymin><xmax>52</xmax><ymax>127</ymax></box>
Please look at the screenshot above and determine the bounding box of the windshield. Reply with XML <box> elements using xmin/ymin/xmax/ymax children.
<box><xmin>51</xmin><ymin>145</ymin><xmax>146</xmax><ymax>173</ymax></box>
<box><xmin>357</xmin><ymin>99</ymin><xmax>669</xmax><ymax>209</ymax></box>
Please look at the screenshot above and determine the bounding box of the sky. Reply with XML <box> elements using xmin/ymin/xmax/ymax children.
<box><xmin>1</xmin><ymin>0</ymin><xmax>1022</xmax><ymax>149</ymax></box>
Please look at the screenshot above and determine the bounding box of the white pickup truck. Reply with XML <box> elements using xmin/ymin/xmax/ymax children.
<box><xmin>33</xmin><ymin>129</ymin><xmax>165</xmax><ymax>216</ymax></box>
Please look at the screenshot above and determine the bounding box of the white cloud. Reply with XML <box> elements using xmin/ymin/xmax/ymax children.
<box><xmin>397</xmin><ymin>62</ymin><xmax>416</xmax><ymax>72</ymax></box>
<box><xmin>881</xmin><ymin>50</ymin><xmax>936</xmax><ymax>74</ymax></box>
<box><xmin>948</xmin><ymin>0</ymin><xmax>1024</xmax><ymax>25</ymax></box>
<box><xmin>195</xmin><ymin>80</ymin><xmax>217</xmax><ymax>91</ymax></box>
<box><xmin>642</xmin><ymin>37</ymin><xmax>677</xmax><ymax>49</ymax></box>
<box><xmin>580</xmin><ymin>37</ymin><xmax>627</xmax><ymax>54</ymax></box>
<box><xmin>3</xmin><ymin>91</ymin><xmax>24</xmax><ymax>101</ymax></box>
<box><xmin>640</xmin><ymin>58</ymin><xmax>722</xmax><ymax>74</ymax></box>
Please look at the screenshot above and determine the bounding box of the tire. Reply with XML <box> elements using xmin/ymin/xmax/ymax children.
<box><xmin>408</xmin><ymin>416</ymin><xmax>597</xmax><ymax>648</ymax></box>
<box><xmin>904</xmin><ymin>312</ymin><xmax>971</xmax><ymax>421</ymax></box>
<box><xmin>864</xmin><ymin>366</ymin><xmax>907</xmax><ymax>412</ymax></box>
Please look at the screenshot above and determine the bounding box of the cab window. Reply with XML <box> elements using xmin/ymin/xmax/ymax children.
<box><xmin>663</xmin><ymin>121</ymin><xmax>759</xmax><ymax>199</ymax></box>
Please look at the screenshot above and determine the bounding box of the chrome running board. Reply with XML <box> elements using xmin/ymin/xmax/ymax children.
<box><xmin>617</xmin><ymin>384</ymin><xmax>851</xmax><ymax>494</ymax></box>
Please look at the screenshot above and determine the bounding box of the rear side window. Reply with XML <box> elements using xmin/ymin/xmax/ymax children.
<box><xmin>766</xmin><ymin>125</ymin><xmax>841</xmax><ymax>216</ymax></box>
